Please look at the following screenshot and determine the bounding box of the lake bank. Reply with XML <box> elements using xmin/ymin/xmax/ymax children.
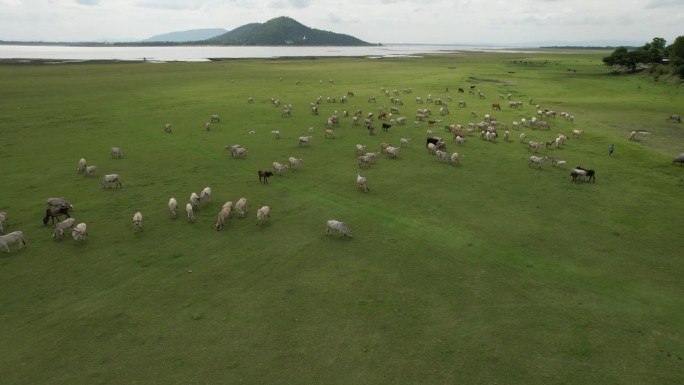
<box><xmin>0</xmin><ymin>44</ymin><xmax>529</xmax><ymax>62</ymax></box>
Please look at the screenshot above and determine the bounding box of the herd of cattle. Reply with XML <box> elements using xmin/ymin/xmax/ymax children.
<box><xmin>1</xmin><ymin>78</ymin><xmax>681</xmax><ymax>254</ymax></box>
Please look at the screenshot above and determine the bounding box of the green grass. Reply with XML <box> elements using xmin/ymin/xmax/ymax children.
<box><xmin>0</xmin><ymin>51</ymin><xmax>683</xmax><ymax>385</ymax></box>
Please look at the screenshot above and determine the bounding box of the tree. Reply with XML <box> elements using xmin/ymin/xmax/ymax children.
<box><xmin>603</xmin><ymin>37</ymin><xmax>671</xmax><ymax>73</ymax></box>
<box><xmin>643</xmin><ymin>37</ymin><xmax>666</xmax><ymax>63</ymax></box>
<box><xmin>669</xmin><ymin>36</ymin><xmax>684</xmax><ymax>77</ymax></box>
<box><xmin>602</xmin><ymin>46</ymin><xmax>649</xmax><ymax>72</ymax></box>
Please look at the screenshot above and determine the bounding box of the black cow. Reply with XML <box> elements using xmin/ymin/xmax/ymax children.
<box><xmin>43</xmin><ymin>206</ymin><xmax>71</xmax><ymax>225</ymax></box>
<box><xmin>258</xmin><ymin>170</ymin><xmax>274</xmax><ymax>184</ymax></box>
<box><xmin>381</xmin><ymin>123</ymin><xmax>392</xmax><ymax>132</ymax></box>
<box><xmin>426</xmin><ymin>137</ymin><xmax>440</xmax><ymax>147</ymax></box>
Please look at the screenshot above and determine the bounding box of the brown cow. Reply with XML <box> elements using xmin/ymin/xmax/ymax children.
<box><xmin>492</xmin><ymin>103</ymin><xmax>501</xmax><ymax>111</ymax></box>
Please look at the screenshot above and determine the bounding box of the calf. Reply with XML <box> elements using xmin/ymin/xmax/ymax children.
<box><xmin>258</xmin><ymin>170</ymin><xmax>274</xmax><ymax>184</ymax></box>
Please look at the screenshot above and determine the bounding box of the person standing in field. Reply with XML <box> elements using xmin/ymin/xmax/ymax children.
<box><xmin>609</xmin><ymin>144</ymin><xmax>614</xmax><ymax>156</ymax></box>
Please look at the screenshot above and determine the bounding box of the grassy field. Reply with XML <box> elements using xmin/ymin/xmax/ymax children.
<box><xmin>1</xmin><ymin>51</ymin><xmax>683</xmax><ymax>385</ymax></box>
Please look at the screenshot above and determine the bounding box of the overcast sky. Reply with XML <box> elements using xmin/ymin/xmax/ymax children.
<box><xmin>0</xmin><ymin>0</ymin><xmax>682</xmax><ymax>45</ymax></box>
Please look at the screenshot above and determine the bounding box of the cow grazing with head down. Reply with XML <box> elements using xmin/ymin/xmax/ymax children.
<box><xmin>326</xmin><ymin>220</ymin><xmax>353</xmax><ymax>238</ymax></box>
<box><xmin>43</xmin><ymin>206</ymin><xmax>71</xmax><ymax>225</ymax></box>
<box><xmin>382</xmin><ymin>123</ymin><xmax>392</xmax><ymax>132</ymax></box>
<box><xmin>666</xmin><ymin>114</ymin><xmax>681</xmax><ymax>123</ymax></box>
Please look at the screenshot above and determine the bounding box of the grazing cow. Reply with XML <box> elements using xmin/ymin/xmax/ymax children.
<box><xmin>258</xmin><ymin>170</ymin><xmax>274</xmax><ymax>184</ymax></box>
<box><xmin>110</xmin><ymin>147</ymin><xmax>125</xmax><ymax>158</ymax></box>
<box><xmin>43</xmin><ymin>206</ymin><xmax>71</xmax><ymax>225</ymax></box>
<box><xmin>101</xmin><ymin>174</ymin><xmax>122</xmax><ymax>188</ymax></box>
<box><xmin>0</xmin><ymin>231</ymin><xmax>26</xmax><ymax>253</ymax></box>
<box><xmin>671</xmin><ymin>153</ymin><xmax>684</xmax><ymax>165</ymax></box>
<box><xmin>298</xmin><ymin>136</ymin><xmax>312</xmax><ymax>147</ymax></box>
<box><xmin>164</xmin><ymin>123</ymin><xmax>172</xmax><ymax>133</ymax></box>
<box><xmin>492</xmin><ymin>103</ymin><xmax>501</xmax><ymax>111</ymax></box>
<box><xmin>382</xmin><ymin>123</ymin><xmax>392</xmax><ymax>132</ymax></box>
<box><xmin>325</xmin><ymin>220</ymin><xmax>353</xmax><ymax>238</ymax></box>
<box><xmin>214</xmin><ymin>206</ymin><xmax>232</xmax><ymax>230</ymax></box>
<box><xmin>210</xmin><ymin>114</ymin><xmax>220</xmax><ymax>123</ymax></box>
<box><xmin>53</xmin><ymin>218</ymin><xmax>76</xmax><ymax>240</ymax></box>
<box><xmin>666</xmin><ymin>114</ymin><xmax>681</xmax><ymax>123</ymax></box>
<box><xmin>458</xmin><ymin>88</ymin><xmax>464</xmax><ymax>93</ymax></box>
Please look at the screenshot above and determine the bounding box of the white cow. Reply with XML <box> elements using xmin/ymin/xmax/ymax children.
<box><xmin>298</xmin><ymin>136</ymin><xmax>312</xmax><ymax>146</ymax></box>
<box><xmin>288</xmin><ymin>157</ymin><xmax>304</xmax><ymax>169</ymax></box>
<box><xmin>77</xmin><ymin>158</ymin><xmax>87</xmax><ymax>173</ymax></box>
<box><xmin>256</xmin><ymin>206</ymin><xmax>270</xmax><ymax>224</ymax></box>
<box><xmin>53</xmin><ymin>218</ymin><xmax>75</xmax><ymax>240</ymax></box>
<box><xmin>214</xmin><ymin>206</ymin><xmax>232</xmax><ymax>230</ymax></box>
<box><xmin>190</xmin><ymin>192</ymin><xmax>200</xmax><ymax>210</ymax></box>
<box><xmin>110</xmin><ymin>147</ymin><xmax>124</xmax><ymax>158</ymax></box>
<box><xmin>356</xmin><ymin>172</ymin><xmax>369</xmax><ymax>192</ymax></box>
<box><xmin>273</xmin><ymin>162</ymin><xmax>288</xmax><ymax>175</ymax></box>
<box><xmin>168</xmin><ymin>198</ymin><xmax>178</xmax><ymax>219</ymax></box>
<box><xmin>1</xmin><ymin>231</ymin><xmax>26</xmax><ymax>252</ymax></box>
<box><xmin>132</xmin><ymin>211</ymin><xmax>143</xmax><ymax>232</ymax></box>
<box><xmin>385</xmin><ymin>146</ymin><xmax>401</xmax><ymax>158</ymax></box>
<box><xmin>101</xmin><ymin>174</ymin><xmax>122</xmax><ymax>188</ymax></box>
<box><xmin>529</xmin><ymin>155</ymin><xmax>549</xmax><ymax>168</ymax></box>
<box><xmin>325</xmin><ymin>220</ymin><xmax>353</xmax><ymax>238</ymax></box>
<box><xmin>200</xmin><ymin>187</ymin><xmax>212</xmax><ymax>206</ymax></box>
<box><xmin>186</xmin><ymin>203</ymin><xmax>195</xmax><ymax>223</ymax></box>
<box><xmin>71</xmin><ymin>223</ymin><xmax>88</xmax><ymax>242</ymax></box>
<box><xmin>234</xmin><ymin>198</ymin><xmax>247</xmax><ymax>218</ymax></box>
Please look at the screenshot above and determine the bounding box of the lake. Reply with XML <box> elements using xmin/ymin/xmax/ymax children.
<box><xmin>0</xmin><ymin>44</ymin><xmax>520</xmax><ymax>62</ymax></box>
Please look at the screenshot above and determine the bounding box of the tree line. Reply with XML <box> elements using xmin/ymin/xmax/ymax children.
<box><xmin>603</xmin><ymin>36</ymin><xmax>684</xmax><ymax>77</ymax></box>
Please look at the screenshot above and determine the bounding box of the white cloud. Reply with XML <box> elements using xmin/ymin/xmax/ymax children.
<box><xmin>645</xmin><ymin>0</ymin><xmax>683</xmax><ymax>9</ymax></box>
<box><xmin>0</xmin><ymin>0</ymin><xmax>680</xmax><ymax>44</ymax></box>
<box><xmin>135</xmin><ymin>0</ymin><xmax>204</xmax><ymax>10</ymax></box>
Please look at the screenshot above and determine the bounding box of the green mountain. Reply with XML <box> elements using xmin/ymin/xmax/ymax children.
<box><xmin>205</xmin><ymin>16</ymin><xmax>372</xmax><ymax>46</ymax></box>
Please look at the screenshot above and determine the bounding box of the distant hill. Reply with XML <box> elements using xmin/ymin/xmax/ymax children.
<box><xmin>142</xmin><ymin>28</ymin><xmax>227</xmax><ymax>42</ymax></box>
<box><xmin>205</xmin><ymin>16</ymin><xmax>372</xmax><ymax>46</ymax></box>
